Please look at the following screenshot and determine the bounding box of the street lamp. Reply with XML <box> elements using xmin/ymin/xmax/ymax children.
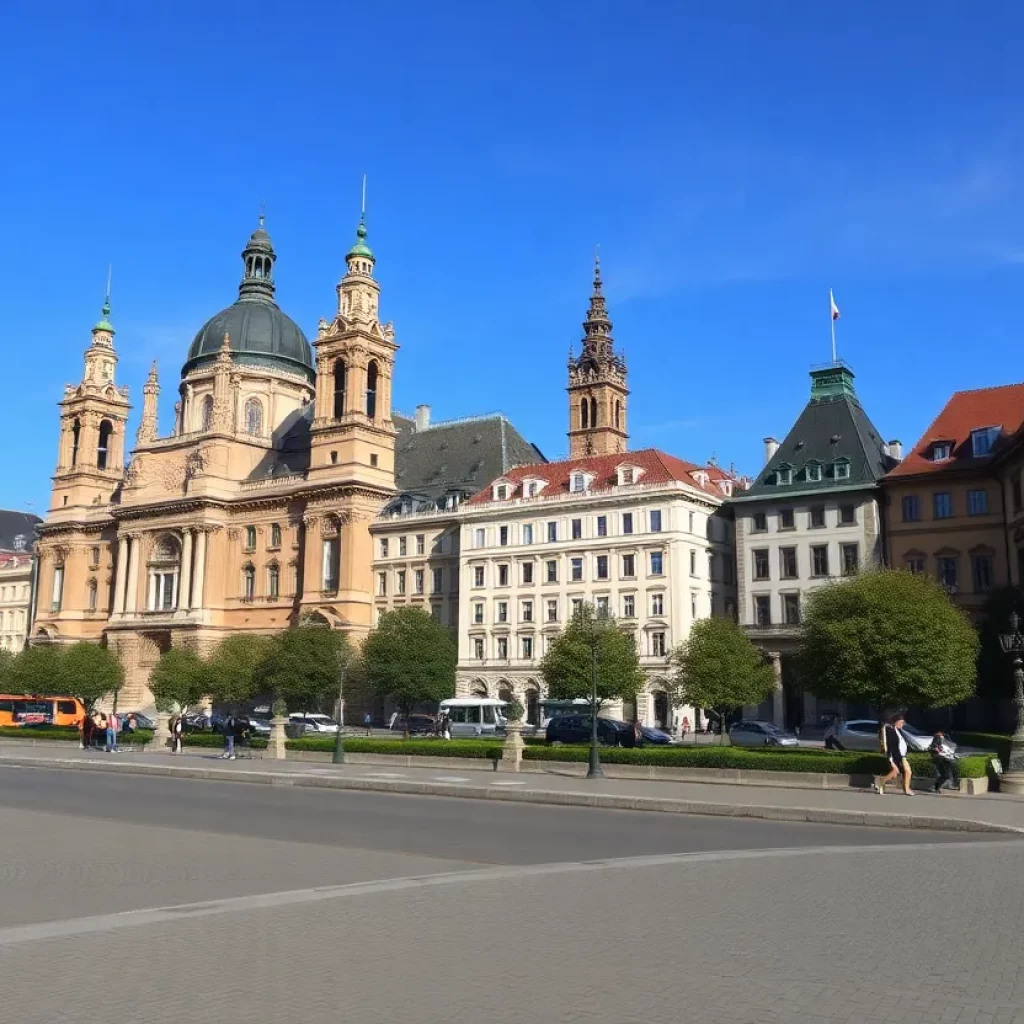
<box><xmin>586</xmin><ymin>615</ymin><xmax>603</xmax><ymax>779</ymax></box>
<box><xmin>998</xmin><ymin>611</ymin><xmax>1024</xmax><ymax>794</ymax></box>
<box><xmin>332</xmin><ymin>662</ymin><xmax>346</xmax><ymax>765</ymax></box>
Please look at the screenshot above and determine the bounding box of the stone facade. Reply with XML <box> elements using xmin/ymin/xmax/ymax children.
<box><xmin>0</xmin><ymin>553</ymin><xmax>33</xmax><ymax>652</ymax></box>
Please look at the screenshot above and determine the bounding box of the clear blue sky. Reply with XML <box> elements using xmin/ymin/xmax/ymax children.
<box><xmin>4</xmin><ymin>1</ymin><xmax>1023</xmax><ymax>514</ymax></box>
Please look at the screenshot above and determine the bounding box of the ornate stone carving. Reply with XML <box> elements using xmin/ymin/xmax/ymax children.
<box><xmin>185</xmin><ymin>447</ymin><xmax>208</xmax><ymax>481</ymax></box>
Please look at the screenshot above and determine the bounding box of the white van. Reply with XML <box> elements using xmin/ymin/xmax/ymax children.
<box><xmin>438</xmin><ymin>698</ymin><xmax>508</xmax><ymax>738</ymax></box>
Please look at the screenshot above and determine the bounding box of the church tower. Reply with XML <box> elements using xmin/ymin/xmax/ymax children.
<box><xmin>50</xmin><ymin>287</ymin><xmax>132</xmax><ymax>514</ymax></box>
<box><xmin>308</xmin><ymin>206</ymin><xmax>398</xmax><ymax>488</ymax></box>
<box><xmin>567</xmin><ymin>255</ymin><xmax>628</xmax><ymax>458</ymax></box>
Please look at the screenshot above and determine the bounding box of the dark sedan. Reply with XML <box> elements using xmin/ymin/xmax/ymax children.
<box><xmin>545</xmin><ymin>715</ymin><xmax>642</xmax><ymax>748</ymax></box>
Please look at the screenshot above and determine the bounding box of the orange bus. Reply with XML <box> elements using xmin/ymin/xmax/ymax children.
<box><xmin>0</xmin><ymin>695</ymin><xmax>86</xmax><ymax>728</ymax></box>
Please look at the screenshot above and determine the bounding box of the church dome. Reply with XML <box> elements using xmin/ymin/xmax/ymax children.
<box><xmin>181</xmin><ymin>218</ymin><xmax>315</xmax><ymax>382</ymax></box>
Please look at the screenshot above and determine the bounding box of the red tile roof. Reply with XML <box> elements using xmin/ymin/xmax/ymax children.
<box><xmin>885</xmin><ymin>383</ymin><xmax>1024</xmax><ymax>479</ymax></box>
<box><xmin>467</xmin><ymin>448</ymin><xmax>744</xmax><ymax>505</ymax></box>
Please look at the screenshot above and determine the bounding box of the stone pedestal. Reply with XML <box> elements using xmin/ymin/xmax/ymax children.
<box><xmin>153</xmin><ymin>711</ymin><xmax>171</xmax><ymax>751</ymax></box>
<box><xmin>500</xmin><ymin>722</ymin><xmax>524</xmax><ymax>773</ymax></box>
<box><xmin>999</xmin><ymin>771</ymin><xmax>1024</xmax><ymax>795</ymax></box>
<box><xmin>268</xmin><ymin>715</ymin><xmax>288</xmax><ymax>760</ymax></box>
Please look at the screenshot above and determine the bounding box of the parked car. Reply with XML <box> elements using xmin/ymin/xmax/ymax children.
<box><xmin>118</xmin><ymin>712</ymin><xmax>155</xmax><ymax>731</ymax></box>
<box><xmin>545</xmin><ymin>715</ymin><xmax>642</xmax><ymax>748</ymax></box>
<box><xmin>728</xmin><ymin>720</ymin><xmax>800</xmax><ymax>747</ymax></box>
<box><xmin>391</xmin><ymin>714</ymin><xmax>436</xmax><ymax>735</ymax></box>
<box><xmin>288</xmin><ymin>712</ymin><xmax>339</xmax><ymax>734</ymax></box>
<box><xmin>639</xmin><ymin>725</ymin><xmax>674</xmax><ymax>745</ymax></box>
<box><xmin>823</xmin><ymin>718</ymin><xmax>947</xmax><ymax>753</ymax></box>
<box><xmin>246</xmin><ymin>718</ymin><xmax>271</xmax><ymax>736</ymax></box>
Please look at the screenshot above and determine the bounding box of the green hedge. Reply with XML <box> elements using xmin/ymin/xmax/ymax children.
<box><xmin>0</xmin><ymin>726</ymin><xmax>154</xmax><ymax>744</ymax></box>
<box><xmin>183</xmin><ymin>732</ymin><xmax>268</xmax><ymax>750</ymax></box>
<box><xmin>950</xmin><ymin>731</ymin><xmax>1010</xmax><ymax>762</ymax></box>
<box><xmin>287</xmin><ymin>737</ymin><xmax>502</xmax><ymax>758</ymax></box>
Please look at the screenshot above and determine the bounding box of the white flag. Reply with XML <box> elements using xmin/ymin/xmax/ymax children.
<box><xmin>830</xmin><ymin>289</ymin><xmax>841</xmax><ymax>321</ymax></box>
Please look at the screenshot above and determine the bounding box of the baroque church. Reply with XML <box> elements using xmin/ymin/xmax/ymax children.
<box><xmin>33</xmin><ymin>213</ymin><xmax>415</xmax><ymax>709</ymax></box>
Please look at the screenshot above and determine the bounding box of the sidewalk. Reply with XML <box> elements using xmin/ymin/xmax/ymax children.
<box><xmin>1</xmin><ymin>743</ymin><xmax>1022</xmax><ymax>835</ymax></box>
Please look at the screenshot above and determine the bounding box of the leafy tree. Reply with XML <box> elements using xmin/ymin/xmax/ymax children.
<box><xmin>58</xmin><ymin>643</ymin><xmax>124</xmax><ymax>710</ymax></box>
<box><xmin>206</xmin><ymin>633</ymin><xmax>272</xmax><ymax>707</ymax></box>
<box><xmin>670</xmin><ymin>617</ymin><xmax>775</xmax><ymax>745</ymax></box>
<box><xmin>148</xmin><ymin>648</ymin><xmax>210</xmax><ymax>714</ymax></box>
<box><xmin>0</xmin><ymin>648</ymin><xmax>15</xmax><ymax>690</ymax></box>
<box><xmin>799</xmin><ymin>569</ymin><xmax>979</xmax><ymax>716</ymax></box>
<box><xmin>362</xmin><ymin>607</ymin><xmax>457</xmax><ymax>719</ymax></box>
<box><xmin>256</xmin><ymin>625</ymin><xmax>351</xmax><ymax>714</ymax></box>
<box><xmin>540</xmin><ymin>603</ymin><xmax>645</xmax><ymax>711</ymax></box>
<box><xmin>8</xmin><ymin>645</ymin><xmax>66</xmax><ymax>696</ymax></box>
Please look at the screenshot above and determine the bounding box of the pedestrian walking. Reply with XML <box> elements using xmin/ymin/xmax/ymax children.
<box><xmin>388</xmin><ymin>711</ymin><xmax>398</xmax><ymax>731</ymax></box>
<box><xmin>930</xmin><ymin>730</ymin><xmax>961</xmax><ymax>793</ymax></box>
<box><xmin>681</xmin><ymin>715</ymin><xmax>690</xmax><ymax>743</ymax></box>
<box><xmin>79</xmin><ymin>712</ymin><xmax>92</xmax><ymax>750</ymax></box>
<box><xmin>170</xmin><ymin>714</ymin><xmax>183</xmax><ymax>754</ymax></box>
<box><xmin>90</xmin><ymin>711</ymin><xmax>104</xmax><ymax>748</ymax></box>
<box><xmin>221</xmin><ymin>714</ymin><xmax>236</xmax><ymax>759</ymax></box>
<box><xmin>364</xmin><ymin>711</ymin><xmax>373</xmax><ymax>736</ymax></box>
<box><xmin>105</xmin><ymin>712</ymin><xmax>119</xmax><ymax>753</ymax></box>
<box><xmin>875</xmin><ymin>713</ymin><xmax>913</xmax><ymax>796</ymax></box>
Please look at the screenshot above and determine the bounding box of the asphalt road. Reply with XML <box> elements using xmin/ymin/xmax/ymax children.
<box><xmin>2</xmin><ymin>766</ymin><xmax>1024</xmax><ymax>1023</ymax></box>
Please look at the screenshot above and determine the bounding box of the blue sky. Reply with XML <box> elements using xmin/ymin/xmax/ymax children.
<box><xmin>3</xmin><ymin>1</ymin><xmax>1024</xmax><ymax>514</ymax></box>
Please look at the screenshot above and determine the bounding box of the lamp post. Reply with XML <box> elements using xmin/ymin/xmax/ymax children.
<box><xmin>332</xmin><ymin>663</ymin><xmax>346</xmax><ymax>765</ymax></box>
<box><xmin>999</xmin><ymin>611</ymin><xmax>1024</xmax><ymax>794</ymax></box>
<box><xmin>586</xmin><ymin>617</ymin><xmax>603</xmax><ymax>779</ymax></box>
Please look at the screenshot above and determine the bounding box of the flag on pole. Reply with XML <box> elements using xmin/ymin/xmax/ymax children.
<box><xmin>830</xmin><ymin>289</ymin><xmax>841</xmax><ymax>321</ymax></box>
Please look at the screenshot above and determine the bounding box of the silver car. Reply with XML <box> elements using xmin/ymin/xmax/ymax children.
<box><xmin>728</xmin><ymin>720</ymin><xmax>800</xmax><ymax>747</ymax></box>
<box><xmin>823</xmin><ymin>719</ymin><xmax>946</xmax><ymax>753</ymax></box>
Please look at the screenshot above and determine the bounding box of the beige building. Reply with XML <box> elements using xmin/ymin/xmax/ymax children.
<box><xmin>452</xmin><ymin>261</ymin><xmax>740</xmax><ymax>728</ymax></box>
<box><xmin>0</xmin><ymin>554</ymin><xmax>33</xmax><ymax>652</ymax></box>
<box><xmin>33</xmin><ymin>214</ymin><xmax>400</xmax><ymax>714</ymax></box>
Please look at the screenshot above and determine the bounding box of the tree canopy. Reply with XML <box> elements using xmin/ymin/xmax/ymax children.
<box><xmin>256</xmin><ymin>624</ymin><xmax>351</xmax><ymax>713</ymax></box>
<box><xmin>540</xmin><ymin>603</ymin><xmax>645</xmax><ymax>708</ymax></box>
<box><xmin>205</xmin><ymin>633</ymin><xmax>272</xmax><ymax>707</ymax></box>
<box><xmin>148</xmin><ymin>648</ymin><xmax>210</xmax><ymax>714</ymax></box>
<box><xmin>361</xmin><ymin>607</ymin><xmax>457</xmax><ymax>715</ymax></box>
<box><xmin>58</xmin><ymin>643</ymin><xmax>124</xmax><ymax>709</ymax></box>
<box><xmin>8</xmin><ymin>645</ymin><xmax>66</xmax><ymax>697</ymax></box>
<box><xmin>670</xmin><ymin>618</ymin><xmax>775</xmax><ymax>742</ymax></box>
<box><xmin>799</xmin><ymin>568</ymin><xmax>979</xmax><ymax>713</ymax></box>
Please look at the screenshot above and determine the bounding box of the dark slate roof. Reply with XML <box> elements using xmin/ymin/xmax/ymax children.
<box><xmin>389</xmin><ymin>413</ymin><xmax>545</xmax><ymax>512</ymax></box>
<box><xmin>736</xmin><ymin>364</ymin><xmax>896</xmax><ymax>502</ymax></box>
<box><xmin>0</xmin><ymin>511</ymin><xmax>42</xmax><ymax>552</ymax></box>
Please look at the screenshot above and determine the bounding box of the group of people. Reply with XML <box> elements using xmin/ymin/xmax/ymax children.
<box><xmin>78</xmin><ymin>711</ymin><xmax>137</xmax><ymax>753</ymax></box>
<box><xmin>877</xmin><ymin>713</ymin><xmax>961</xmax><ymax>795</ymax></box>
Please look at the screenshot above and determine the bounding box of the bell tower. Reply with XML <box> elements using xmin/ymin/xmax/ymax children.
<box><xmin>567</xmin><ymin>254</ymin><xmax>629</xmax><ymax>458</ymax></box>
<box><xmin>308</xmin><ymin>202</ymin><xmax>397</xmax><ymax>489</ymax></box>
<box><xmin>50</xmin><ymin>286</ymin><xmax>132</xmax><ymax>514</ymax></box>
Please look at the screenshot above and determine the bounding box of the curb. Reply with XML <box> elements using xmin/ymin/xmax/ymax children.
<box><xmin>1</xmin><ymin>754</ymin><xmax>1019</xmax><ymax>835</ymax></box>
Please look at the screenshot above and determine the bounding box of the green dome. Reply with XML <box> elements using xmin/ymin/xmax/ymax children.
<box><xmin>347</xmin><ymin>217</ymin><xmax>374</xmax><ymax>260</ymax></box>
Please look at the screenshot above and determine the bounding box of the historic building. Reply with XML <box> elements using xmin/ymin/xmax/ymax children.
<box><xmin>452</xmin><ymin>260</ymin><xmax>740</xmax><ymax>727</ymax></box>
<box><xmin>881</xmin><ymin>383</ymin><xmax>1024</xmax><ymax>619</ymax></box>
<box><xmin>730</xmin><ymin>362</ymin><xmax>898</xmax><ymax>728</ymax></box>
<box><xmin>0</xmin><ymin>512</ymin><xmax>39</xmax><ymax>654</ymax></box>
<box><xmin>33</xmin><ymin>213</ymin><xmax>400</xmax><ymax>712</ymax></box>
<box><xmin>370</xmin><ymin>406</ymin><xmax>542</xmax><ymax>634</ymax></box>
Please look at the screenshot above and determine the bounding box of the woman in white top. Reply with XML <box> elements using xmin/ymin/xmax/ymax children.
<box><xmin>875</xmin><ymin>713</ymin><xmax>913</xmax><ymax>795</ymax></box>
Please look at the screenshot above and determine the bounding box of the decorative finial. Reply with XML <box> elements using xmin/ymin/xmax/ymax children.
<box><xmin>259</xmin><ymin>199</ymin><xmax>266</xmax><ymax>229</ymax></box>
<box><xmin>361</xmin><ymin>174</ymin><xmax>367</xmax><ymax>219</ymax></box>
<box><xmin>148</xmin><ymin>360</ymin><xmax>158</xmax><ymax>380</ymax></box>
<box><xmin>221</xmin><ymin>331</ymin><xmax>231</xmax><ymax>351</ymax></box>
<box><xmin>103</xmin><ymin>264</ymin><xmax>112</xmax><ymax>317</ymax></box>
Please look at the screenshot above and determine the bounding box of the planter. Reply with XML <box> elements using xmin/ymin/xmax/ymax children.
<box><xmin>500</xmin><ymin>722</ymin><xmax>525</xmax><ymax>773</ymax></box>
<box><xmin>268</xmin><ymin>716</ymin><xmax>288</xmax><ymax>760</ymax></box>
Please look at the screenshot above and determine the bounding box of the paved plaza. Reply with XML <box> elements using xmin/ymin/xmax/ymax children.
<box><xmin>2</xmin><ymin>765</ymin><xmax>1024</xmax><ymax>1023</ymax></box>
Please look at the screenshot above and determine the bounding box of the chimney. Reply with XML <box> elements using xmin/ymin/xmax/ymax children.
<box><xmin>887</xmin><ymin>439</ymin><xmax>903</xmax><ymax>461</ymax></box>
<box><xmin>414</xmin><ymin>404</ymin><xmax>431</xmax><ymax>431</ymax></box>
<box><xmin>763</xmin><ymin>437</ymin><xmax>779</xmax><ymax>465</ymax></box>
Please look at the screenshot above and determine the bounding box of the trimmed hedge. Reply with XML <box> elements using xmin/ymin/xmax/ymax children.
<box><xmin>0</xmin><ymin>726</ymin><xmax>155</xmax><ymax>744</ymax></box>
<box><xmin>183</xmin><ymin>732</ymin><xmax>268</xmax><ymax>750</ymax></box>
<box><xmin>950</xmin><ymin>731</ymin><xmax>1010</xmax><ymax>762</ymax></box>
<box><xmin>287</xmin><ymin>737</ymin><xmax>503</xmax><ymax>758</ymax></box>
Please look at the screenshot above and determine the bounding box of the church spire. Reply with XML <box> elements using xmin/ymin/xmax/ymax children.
<box><xmin>136</xmin><ymin>361</ymin><xmax>160</xmax><ymax>445</ymax></box>
<box><xmin>345</xmin><ymin>175</ymin><xmax>375</xmax><ymax>277</ymax></box>
<box><xmin>93</xmin><ymin>265</ymin><xmax>114</xmax><ymax>338</ymax></box>
<box><xmin>238</xmin><ymin>212</ymin><xmax>276</xmax><ymax>303</ymax></box>
<box><xmin>581</xmin><ymin>248</ymin><xmax>614</xmax><ymax>359</ymax></box>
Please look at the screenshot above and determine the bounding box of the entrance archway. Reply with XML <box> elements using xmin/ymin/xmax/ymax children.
<box><xmin>653</xmin><ymin>691</ymin><xmax>669</xmax><ymax>730</ymax></box>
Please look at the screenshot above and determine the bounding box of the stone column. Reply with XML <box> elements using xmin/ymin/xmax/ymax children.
<box><xmin>499</xmin><ymin>721</ymin><xmax>524</xmax><ymax>773</ymax></box>
<box><xmin>113</xmin><ymin>535</ymin><xmax>129</xmax><ymax>615</ymax></box>
<box><xmin>192</xmin><ymin>530</ymin><xmax>208</xmax><ymax>609</ymax></box>
<box><xmin>179</xmin><ymin>529</ymin><xmax>194</xmax><ymax>611</ymax></box>
<box><xmin>125</xmin><ymin>535</ymin><xmax>141</xmax><ymax>614</ymax></box>
<box><xmin>301</xmin><ymin>516</ymin><xmax>321</xmax><ymax>600</ymax></box>
<box><xmin>153</xmin><ymin>710</ymin><xmax>171</xmax><ymax>751</ymax></box>
<box><xmin>769</xmin><ymin>651</ymin><xmax>784</xmax><ymax>726</ymax></box>
<box><xmin>268</xmin><ymin>715</ymin><xmax>288</xmax><ymax>760</ymax></box>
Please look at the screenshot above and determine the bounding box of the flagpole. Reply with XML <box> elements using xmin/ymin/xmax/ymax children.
<box><xmin>829</xmin><ymin>289</ymin><xmax>837</xmax><ymax>364</ymax></box>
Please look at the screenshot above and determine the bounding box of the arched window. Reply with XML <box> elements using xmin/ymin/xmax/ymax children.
<box><xmin>201</xmin><ymin>395</ymin><xmax>214</xmax><ymax>431</ymax></box>
<box><xmin>97</xmin><ymin>419</ymin><xmax>113</xmax><ymax>470</ymax></box>
<box><xmin>333</xmin><ymin>359</ymin><xmax>347</xmax><ymax>419</ymax></box>
<box><xmin>366</xmin><ymin>360</ymin><xmax>379</xmax><ymax>419</ymax></box>
<box><xmin>245</xmin><ymin>525</ymin><xmax>257</xmax><ymax>551</ymax></box>
<box><xmin>615</xmin><ymin>400</ymin><xmax>621</xmax><ymax>428</ymax></box>
<box><xmin>244</xmin><ymin>398</ymin><xmax>263</xmax><ymax>436</ymax></box>
<box><xmin>268</xmin><ymin>563</ymin><xmax>280</xmax><ymax>600</ymax></box>
<box><xmin>242</xmin><ymin>564</ymin><xmax>256</xmax><ymax>601</ymax></box>
<box><xmin>590</xmin><ymin>397</ymin><xmax>598</xmax><ymax>427</ymax></box>
<box><xmin>581</xmin><ymin>400</ymin><xmax>590</xmax><ymax>429</ymax></box>
<box><xmin>71</xmin><ymin>418</ymin><xmax>81</xmax><ymax>467</ymax></box>
<box><xmin>147</xmin><ymin>535</ymin><xmax>181</xmax><ymax>612</ymax></box>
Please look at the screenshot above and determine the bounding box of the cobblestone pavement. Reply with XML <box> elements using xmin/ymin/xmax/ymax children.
<box><xmin>3</xmin><ymin>769</ymin><xmax>1024</xmax><ymax>1022</ymax></box>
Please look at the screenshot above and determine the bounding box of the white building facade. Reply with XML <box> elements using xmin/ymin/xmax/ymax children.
<box><xmin>454</xmin><ymin>450</ymin><xmax>739</xmax><ymax>728</ymax></box>
<box><xmin>0</xmin><ymin>553</ymin><xmax>33</xmax><ymax>652</ymax></box>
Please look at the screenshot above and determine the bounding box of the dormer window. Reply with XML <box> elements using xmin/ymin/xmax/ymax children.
<box><xmin>833</xmin><ymin>458</ymin><xmax>851</xmax><ymax>480</ymax></box>
<box><xmin>776</xmin><ymin>463</ymin><xmax>793</xmax><ymax>486</ymax></box>
<box><xmin>522</xmin><ymin>477</ymin><xmax>546</xmax><ymax>498</ymax></box>
<box><xmin>495</xmin><ymin>484</ymin><xmax>509</xmax><ymax>500</ymax></box>
<box><xmin>692</xmin><ymin>470</ymin><xmax>709</xmax><ymax>487</ymax></box>
<box><xmin>718</xmin><ymin>479</ymin><xmax>733</xmax><ymax>496</ymax></box>
<box><xmin>805</xmin><ymin>461</ymin><xmax>822</xmax><ymax>483</ymax></box>
<box><xmin>570</xmin><ymin>471</ymin><xmax>595</xmax><ymax>493</ymax></box>
<box><xmin>616</xmin><ymin>464</ymin><xmax>644</xmax><ymax>487</ymax></box>
<box><xmin>971</xmin><ymin>427</ymin><xmax>1001</xmax><ymax>457</ymax></box>
<box><xmin>932</xmin><ymin>441</ymin><xmax>953</xmax><ymax>462</ymax></box>
<box><xmin>622</xmin><ymin>467</ymin><xmax>634</xmax><ymax>484</ymax></box>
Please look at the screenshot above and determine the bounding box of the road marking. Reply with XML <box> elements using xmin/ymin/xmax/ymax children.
<box><xmin>431</xmin><ymin>776</ymin><xmax>471</xmax><ymax>783</ymax></box>
<box><xmin>359</xmin><ymin>772</ymin><xmax>408</xmax><ymax>779</ymax></box>
<box><xmin>0</xmin><ymin>840</ymin><xmax>1017</xmax><ymax>948</ymax></box>
<box><xmin>491</xmin><ymin>780</ymin><xmax>527</xmax><ymax>786</ymax></box>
